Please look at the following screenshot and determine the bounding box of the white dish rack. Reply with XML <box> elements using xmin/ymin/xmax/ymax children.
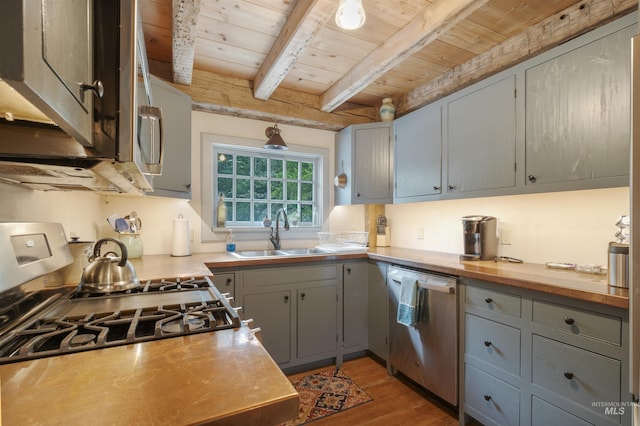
<box><xmin>317</xmin><ymin>232</ymin><xmax>369</xmax><ymax>252</ymax></box>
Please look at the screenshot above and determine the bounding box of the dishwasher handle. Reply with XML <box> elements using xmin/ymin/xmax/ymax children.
<box><xmin>389</xmin><ymin>274</ymin><xmax>456</xmax><ymax>294</ymax></box>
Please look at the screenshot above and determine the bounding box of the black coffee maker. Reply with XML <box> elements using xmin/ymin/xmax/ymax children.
<box><xmin>460</xmin><ymin>215</ymin><xmax>498</xmax><ymax>261</ymax></box>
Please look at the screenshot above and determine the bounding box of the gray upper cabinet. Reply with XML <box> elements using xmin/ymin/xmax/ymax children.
<box><xmin>446</xmin><ymin>75</ymin><xmax>517</xmax><ymax>195</ymax></box>
<box><xmin>0</xmin><ymin>1</ymin><xmax>94</xmax><ymax>145</ymax></box>
<box><xmin>394</xmin><ymin>102</ymin><xmax>442</xmax><ymax>203</ymax></box>
<box><xmin>146</xmin><ymin>75</ymin><xmax>192</xmax><ymax>198</ymax></box>
<box><xmin>335</xmin><ymin>122</ymin><xmax>392</xmax><ymax>205</ymax></box>
<box><xmin>524</xmin><ymin>20</ymin><xmax>634</xmax><ymax>189</ymax></box>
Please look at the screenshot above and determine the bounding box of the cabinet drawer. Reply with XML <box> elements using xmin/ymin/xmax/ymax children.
<box><xmin>466</xmin><ymin>283</ymin><xmax>521</xmax><ymax>318</ymax></box>
<box><xmin>243</xmin><ymin>265</ymin><xmax>338</xmax><ymax>288</ymax></box>
<box><xmin>532</xmin><ymin>299</ymin><xmax>622</xmax><ymax>345</ymax></box>
<box><xmin>465</xmin><ymin>314</ymin><xmax>521</xmax><ymax>377</ymax></box>
<box><xmin>465</xmin><ymin>363</ymin><xmax>520</xmax><ymax>426</ymax></box>
<box><xmin>532</xmin><ymin>396</ymin><xmax>593</xmax><ymax>426</ymax></box>
<box><xmin>532</xmin><ymin>335</ymin><xmax>621</xmax><ymax>422</ymax></box>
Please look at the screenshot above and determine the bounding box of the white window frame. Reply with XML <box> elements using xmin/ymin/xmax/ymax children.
<box><xmin>201</xmin><ymin>133</ymin><xmax>329</xmax><ymax>243</ymax></box>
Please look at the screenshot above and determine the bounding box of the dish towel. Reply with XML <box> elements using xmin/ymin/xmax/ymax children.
<box><xmin>397</xmin><ymin>276</ymin><xmax>419</xmax><ymax>326</ymax></box>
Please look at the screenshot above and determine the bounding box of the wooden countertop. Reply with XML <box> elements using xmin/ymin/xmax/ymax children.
<box><xmin>368</xmin><ymin>247</ymin><xmax>629</xmax><ymax>309</ymax></box>
<box><xmin>0</xmin><ymin>326</ymin><xmax>298</xmax><ymax>426</ymax></box>
<box><xmin>129</xmin><ymin>248</ymin><xmax>629</xmax><ymax>309</ymax></box>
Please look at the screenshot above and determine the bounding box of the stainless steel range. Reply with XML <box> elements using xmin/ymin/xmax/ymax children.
<box><xmin>0</xmin><ymin>222</ymin><xmax>241</xmax><ymax>365</ymax></box>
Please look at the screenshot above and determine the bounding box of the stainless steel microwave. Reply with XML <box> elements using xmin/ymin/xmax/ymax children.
<box><xmin>0</xmin><ymin>0</ymin><xmax>162</xmax><ymax>194</ymax></box>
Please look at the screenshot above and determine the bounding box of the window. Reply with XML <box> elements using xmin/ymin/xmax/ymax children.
<box><xmin>201</xmin><ymin>134</ymin><xmax>329</xmax><ymax>242</ymax></box>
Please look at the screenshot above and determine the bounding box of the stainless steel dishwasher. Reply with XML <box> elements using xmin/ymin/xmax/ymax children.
<box><xmin>388</xmin><ymin>265</ymin><xmax>458</xmax><ymax>406</ymax></box>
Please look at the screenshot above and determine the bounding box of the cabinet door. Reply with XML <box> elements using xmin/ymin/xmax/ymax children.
<box><xmin>244</xmin><ymin>291</ymin><xmax>291</xmax><ymax>364</ymax></box>
<box><xmin>147</xmin><ymin>76</ymin><xmax>192</xmax><ymax>198</ymax></box>
<box><xmin>394</xmin><ymin>102</ymin><xmax>442</xmax><ymax>201</ymax></box>
<box><xmin>352</xmin><ymin>125</ymin><xmax>392</xmax><ymax>204</ymax></box>
<box><xmin>343</xmin><ymin>263</ymin><xmax>368</xmax><ymax>352</ymax></box>
<box><xmin>211</xmin><ymin>272</ymin><xmax>235</xmax><ymax>304</ymax></box>
<box><xmin>297</xmin><ymin>285</ymin><xmax>337</xmax><ymax>359</ymax></box>
<box><xmin>447</xmin><ymin>75</ymin><xmax>516</xmax><ymax>193</ymax></box>
<box><xmin>525</xmin><ymin>24</ymin><xmax>633</xmax><ymax>186</ymax></box>
<box><xmin>368</xmin><ymin>262</ymin><xmax>387</xmax><ymax>360</ymax></box>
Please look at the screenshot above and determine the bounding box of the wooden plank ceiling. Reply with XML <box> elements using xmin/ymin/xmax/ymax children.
<box><xmin>140</xmin><ymin>0</ymin><xmax>638</xmax><ymax>131</ymax></box>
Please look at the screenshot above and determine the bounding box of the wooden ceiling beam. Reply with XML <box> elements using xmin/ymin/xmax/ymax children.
<box><xmin>172</xmin><ymin>0</ymin><xmax>201</xmax><ymax>85</ymax></box>
<box><xmin>253</xmin><ymin>0</ymin><xmax>336</xmax><ymax>101</ymax></box>
<box><xmin>149</xmin><ymin>60</ymin><xmax>377</xmax><ymax>131</ymax></box>
<box><xmin>398</xmin><ymin>0</ymin><xmax>638</xmax><ymax>115</ymax></box>
<box><xmin>319</xmin><ymin>0</ymin><xmax>489</xmax><ymax>112</ymax></box>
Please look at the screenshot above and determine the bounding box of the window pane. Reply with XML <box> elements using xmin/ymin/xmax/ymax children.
<box><xmin>254</xmin><ymin>180</ymin><xmax>268</xmax><ymax>199</ymax></box>
<box><xmin>271</xmin><ymin>159</ymin><xmax>283</xmax><ymax>178</ymax></box>
<box><xmin>254</xmin><ymin>157</ymin><xmax>268</xmax><ymax>178</ymax></box>
<box><xmin>218</xmin><ymin>177</ymin><xmax>233</xmax><ymax>198</ymax></box>
<box><xmin>218</xmin><ymin>154</ymin><xmax>233</xmax><ymax>175</ymax></box>
<box><xmin>286</xmin><ymin>160</ymin><xmax>298</xmax><ymax>179</ymax></box>
<box><xmin>236</xmin><ymin>202</ymin><xmax>251</xmax><ymax>221</ymax></box>
<box><xmin>301</xmin><ymin>162</ymin><xmax>314</xmax><ymax>181</ymax></box>
<box><xmin>271</xmin><ymin>181</ymin><xmax>283</xmax><ymax>200</ymax></box>
<box><xmin>271</xmin><ymin>203</ymin><xmax>283</xmax><ymax>218</ymax></box>
<box><xmin>301</xmin><ymin>204</ymin><xmax>313</xmax><ymax>222</ymax></box>
<box><xmin>236</xmin><ymin>178</ymin><xmax>250</xmax><ymax>198</ymax></box>
<box><xmin>301</xmin><ymin>183</ymin><xmax>313</xmax><ymax>201</ymax></box>
<box><xmin>286</xmin><ymin>182</ymin><xmax>298</xmax><ymax>201</ymax></box>
<box><xmin>254</xmin><ymin>203</ymin><xmax>268</xmax><ymax>222</ymax></box>
<box><xmin>237</xmin><ymin>156</ymin><xmax>251</xmax><ymax>176</ymax></box>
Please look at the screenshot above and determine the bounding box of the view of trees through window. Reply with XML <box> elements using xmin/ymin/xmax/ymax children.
<box><xmin>215</xmin><ymin>147</ymin><xmax>319</xmax><ymax>227</ymax></box>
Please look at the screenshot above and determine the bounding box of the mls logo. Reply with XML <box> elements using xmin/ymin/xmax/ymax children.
<box><xmin>604</xmin><ymin>406</ymin><xmax>625</xmax><ymax>415</ymax></box>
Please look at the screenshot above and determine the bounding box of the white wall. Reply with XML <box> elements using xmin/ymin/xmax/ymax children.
<box><xmin>385</xmin><ymin>187</ymin><xmax>629</xmax><ymax>265</ymax></box>
<box><xmin>0</xmin><ymin>110</ymin><xmax>629</xmax><ymax>266</ymax></box>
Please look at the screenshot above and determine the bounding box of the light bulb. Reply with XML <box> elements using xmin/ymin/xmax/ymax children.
<box><xmin>335</xmin><ymin>0</ymin><xmax>366</xmax><ymax>30</ymax></box>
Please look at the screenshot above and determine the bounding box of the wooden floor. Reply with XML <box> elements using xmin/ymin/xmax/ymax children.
<box><xmin>286</xmin><ymin>356</ymin><xmax>460</xmax><ymax>425</ymax></box>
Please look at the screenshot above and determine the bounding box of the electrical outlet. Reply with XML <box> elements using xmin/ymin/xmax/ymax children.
<box><xmin>501</xmin><ymin>227</ymin><xmax>512</xmax><ymax>245</ymax></box>
<box><xmin>416</xmin><ymin>226</ymin><xmax>424</xmax><ymax>240</ymax></box>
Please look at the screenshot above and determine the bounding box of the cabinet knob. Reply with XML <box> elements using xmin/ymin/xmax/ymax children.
<box><xmin>356</xmin><ymin>193</ymin><xmax>361</xmax><ymax>197</ymax></box>
<box><xmin>527</xmin><ymin>175</ymin><xmax>537</xmax><ymax>183</ymax></box>
<box><xmin>284</xmin><ymin>295</ymin><xmax>289</xmax><ymax>303</ymax></box>
<box><xmin>484</xmin><ymin>297</ymin><xmax>493</xmax><ymax>304</ymax></box>
<box><xmin>483</xmin><ymin>395</ymin><xmax>492</xmax><ymax>401</ymax></box>
<box><xmin>484</xmin><ymin>340</ymin><xmax>492</xmax><ymax>347</ymax></box>
<box><xmin>564</xmin><ymin>317</ymin><xmax>575</xmax><ymax>325</ymax></box>
<box><xmin>447</xmin><ymin>185</ymin><xmax>456</xmax><ymax>191</ymax></box>
<box><xmin>80</xmin><ymin>80</ymin><xmax>104</xmax><ymax>98</ymax></box>
<box><xmin>346</xmin><ymin>267</ymin><xmax>352</xmax><ymax>274</ymax></box>
<box><xmin>225</xmin><ymin>278</ymin><xmax>232</xmax><ymax>286</ymax></box>
<box><xmin>433</xmin><ymin>186</ymin><xmax>440</xmax><ymax>191</ymax></box>
<box><xmin>563</xmin><ymin>371</ymin><xmax>574</xmax><ymax>380</ymax></box>
<box><xmin>301</xmin><ymin>292</ymin><xmax>306</xmax><ymax>300</ymax></box>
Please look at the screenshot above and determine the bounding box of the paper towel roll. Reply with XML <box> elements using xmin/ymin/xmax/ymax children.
<box><xmin>172</xmin><ymin>216</ymin><xmax>191</xmax><ymax>257</ymax></box>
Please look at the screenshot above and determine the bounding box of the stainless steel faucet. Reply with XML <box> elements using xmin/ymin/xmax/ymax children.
<box><xmin>269</xmin><ymin>208</ymin><xmax>290</xmax><ymax>249</ymax></box>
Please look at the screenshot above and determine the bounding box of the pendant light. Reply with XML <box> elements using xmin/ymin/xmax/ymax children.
<box><xmin>264</xmin><ymin>124</ymin><xmax>288</xmax><ymax>150</ymax></box>
<box><xmin>335</xmin><ymin>0</ymin><xmax>366</xmax><ymax>30</ymax></box>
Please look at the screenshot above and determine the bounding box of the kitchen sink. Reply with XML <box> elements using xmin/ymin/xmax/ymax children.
<box><xmin>229</xmin><ymin>248</ymin><xmax>330</xmax><ymax>258</ymax></box>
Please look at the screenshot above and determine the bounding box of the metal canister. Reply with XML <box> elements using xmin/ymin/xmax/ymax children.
<box><xmin>608</xmin><ymin>242</ymin><xmax>629</xmax><ymax>288</ymax></box>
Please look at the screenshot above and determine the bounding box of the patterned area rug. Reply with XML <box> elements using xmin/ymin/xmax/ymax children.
<box><xmin>281</xmin><ymin>367</ymin><xmax>373</xmax><ymax>425</ymax></box>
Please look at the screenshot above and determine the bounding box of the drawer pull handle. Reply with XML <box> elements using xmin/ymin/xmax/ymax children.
<box><xmin>225</xmin><ymin>278</ymin><xmax>232</xmax><ymax>286</ymax></box>
<box><xmin>484</xmin><ymin>340</ymin><xmax>492</xmax><ymax>347</ymax></box>
<box><xmin>564</xmin><ymin>371</ymin><xmax>574</xmax><ymax>380</ymax></box>
<box><xmin>564</xmin><ymin>317</ymin><xmax>575</xmax><ymax>325</ymax></box>
<box><xmin>483</xmin><ymin>395</ymin><xmax>492</xmax><ymax>401</ymax></box>
<box><xmin>484</xmin><ymin>297</ymin><xmax>493</xmax><ymax>303</ymax></box>
<box><xmin>284</xmin><ymin>295</ymin><xmax>289</xmax><ymax>303</ymax></box>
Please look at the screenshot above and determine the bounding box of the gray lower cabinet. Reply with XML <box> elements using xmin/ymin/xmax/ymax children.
<box><xmin>238</xmin><ymin>262</ymin><xmax>359</xmax><ymax>369</ymax></box>
<box><xmin>343</xmin><ymin>262</ymin><xmax>368</xmax><ymax>353</ymax></box>
<box><xmin>211</xmin><ymin>272</ymin><xmax>235</xmax><ymax>303</ymax></box>
<box><xmin>367</xmin><ymin>261</ymin><xmax>388</xmax><ymax>360</ymax></box>
<box><xmin>524</xmin><ymin>17</ymin><xmax>634</xmax><ymax>189</ymax></box>
<box><xmin>460</xmin><ymin>278</ymin><xmax>631</xmax><ymax>426</ymax></box>
<box><xmin>394</xmin><ymin>101</ymin><xmax>442</xmax><ymax>202</ymax></box>
<box><xmin>446</xmin><ymin>74</ymin><xmax>516</xmax><ymax>195</ymax></box>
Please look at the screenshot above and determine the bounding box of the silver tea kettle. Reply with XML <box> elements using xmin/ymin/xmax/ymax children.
<box><xmin>78</xmin><ymin>238</ymin><xmax>139</xmax><ymax>293</ymax></box>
